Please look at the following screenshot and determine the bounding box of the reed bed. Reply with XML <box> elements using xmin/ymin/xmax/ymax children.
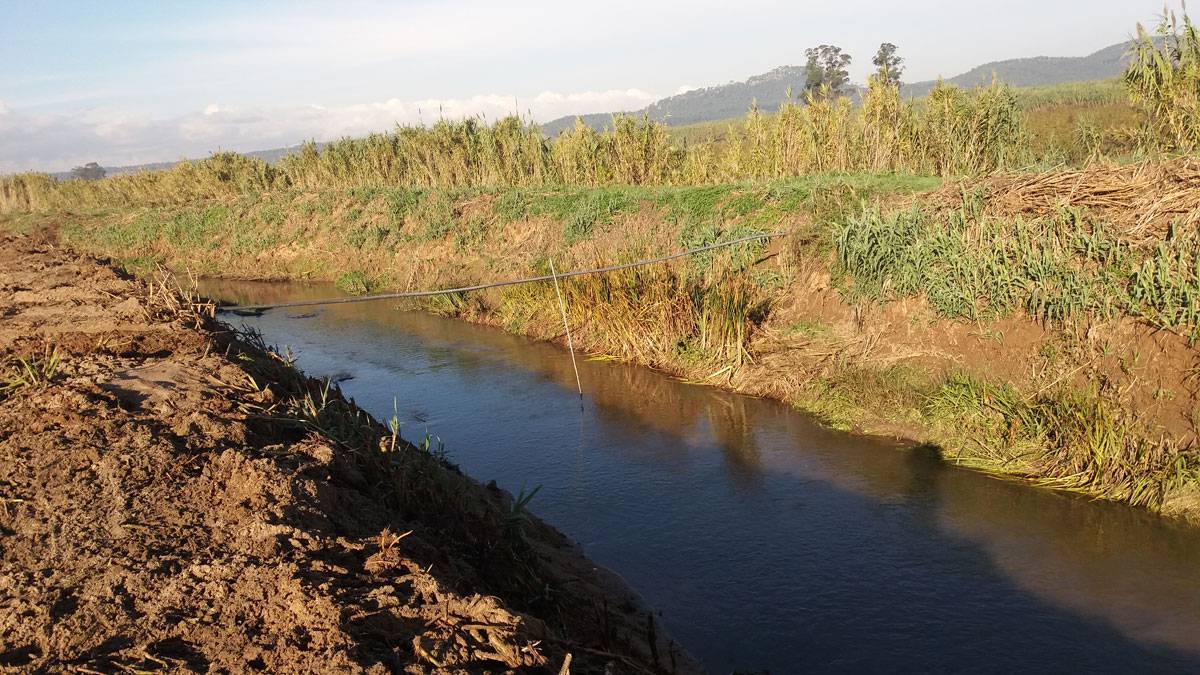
<box><xmin>8</xmin><ymin>2</ymin><xmax>1200</xmax><ymax>216</ymax></box>
<box><xmin>1125</xmin><ymin>7</ymin><xmax>1200</xmax><ymax>152</ymax></box>
<box><xmin>498</xmin><ymin>263</ymin><xmax>770</xmax><ymax>370</ymax></box>
<box><xmin>0</xmin><ymin>152</ymin><xmax>282</xmax><ymax>212</ymax></box>
<box><xmin>1</xmin><ymin>81</ymin><xmax>1024</xmax><ymax>213</ymax></box>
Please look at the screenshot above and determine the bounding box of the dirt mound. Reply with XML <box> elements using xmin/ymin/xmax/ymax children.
<box><xmin>0</xmin><ymin>234</ymin><xmax>694</xmax><ymax>673</ymax></box>
<box><xmin>934</xmin><ymin>159</ymin><xmax>1200</xmax><ymax>242</ymax></box>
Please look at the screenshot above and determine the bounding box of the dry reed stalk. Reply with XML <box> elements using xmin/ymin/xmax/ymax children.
<box><xmin>934</xmin><ymin>158</ymin><xmax>1200</xmax><ymax>244</ymax></box>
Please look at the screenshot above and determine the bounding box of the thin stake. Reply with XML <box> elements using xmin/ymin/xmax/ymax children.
<box><xmin>550</xmin><ymin>258</ymin><xmax>584</xmax><ymax>408</ymax></box>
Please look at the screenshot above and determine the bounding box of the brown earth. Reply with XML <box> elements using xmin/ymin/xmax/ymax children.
<box><xmin>0</xmin><ymin>233</ymin><xmax>697</xmax><ymax>673</ymax></box>
<box><xmin>737</xmin><ymin>265</ymin><xmax>1200</xmax><ymax>444</ymax></box>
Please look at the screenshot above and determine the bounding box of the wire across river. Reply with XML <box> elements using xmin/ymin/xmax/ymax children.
<box><xmin>215</xmin><ymin>231</ymin><xmax>789</xmax><ymax>313</ymax></box>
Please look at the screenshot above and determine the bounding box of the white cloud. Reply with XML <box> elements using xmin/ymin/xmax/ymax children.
<box><xmin>0</xmin><ymin>87</ymin><xmax>662</xmax><ymax>173</ymax></box>
<box><xmin>0</xmin><ymin>100</ymin><xmax>8</xmax><ymax>115</ymax></box>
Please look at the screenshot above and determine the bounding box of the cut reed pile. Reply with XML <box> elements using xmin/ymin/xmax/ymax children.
<box><xmin>932</xmin><ymin>158</ymin><xmax>1200</xmax><ymax>244</ymax></box>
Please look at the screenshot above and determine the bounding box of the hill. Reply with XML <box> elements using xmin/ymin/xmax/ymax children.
<box><xmin>542</xmin><ymin>39</ymin><xmax>1137</xmax><ymax>135</ymax></box>
<box><xmin>901</xmin><ymin>40</ymin><xmax>1134</xmax><ymax>98</ymax></box>
<box><xmin>541</xmin><ymin>65</ymin><xmax>811</xmax><ymax>136</ymax></box>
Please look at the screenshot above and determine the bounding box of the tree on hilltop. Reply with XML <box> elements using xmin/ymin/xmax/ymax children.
<box><xmin>804</xmin><ymin>45</ymin><xmax>852</xmax><ymax>97</ymax></box>
<box><xmin>70</xmin><ymin>162</ymin><xmax>106</xmax><ymax>181</ymax></box>
<box><xmin>872</xmin><ymin>43</ymin><xmax>905</xmax><ymax>86</ymax></box>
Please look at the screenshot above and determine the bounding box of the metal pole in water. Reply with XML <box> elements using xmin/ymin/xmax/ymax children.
<box><xmin>550</xmin><ymin>259</ymin><xmax>584</xmax><ymax>409</ymax></box>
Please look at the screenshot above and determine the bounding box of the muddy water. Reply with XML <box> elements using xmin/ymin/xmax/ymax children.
<box><xmin>202</xmin><ymin>279</ymin><xmax>1200</xmax><ymax>673</ymax></box>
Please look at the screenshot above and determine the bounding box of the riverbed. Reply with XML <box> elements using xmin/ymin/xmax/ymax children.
<box><xmin>204</xmin><ymin>278</ymin><xmax>1200</xmax><ymax>673</ymax></box>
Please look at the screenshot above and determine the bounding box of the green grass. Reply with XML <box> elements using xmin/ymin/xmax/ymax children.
<box><xmin>1011</xmin><ymin>79</ymin><xmax>1129</xmax><ymax>109</ymax></box>
<box><xmin>385</xmin><ymin>187</ymin><xmax>424</xmax><ymax>225</ymax></box>
<box><xmin>494</xmin><ymin>186</ymin><xmax>644</xmax><ymax>244</ymax></box>
<box><xmin>1128</xmin><ymin>229</ymin><xmax>1200</xmax><ymax>335</ymax></box>
<box><xmin>344</xmin><ymin>222</ymin><xmax>391</xmax><ymax>249</ymax></box>
<box><xmin>832</xmin><ymin>194</ymin><xmax>1200</xmax><ymax>339</ymax></box>
<box><xmin>925</xmin><ymin>372</ymin><xmax>1195</xmax><ymax>507</ymax></box>
<box><xmin>562</xmin><ymin>190</ymin><xmax>640</xmax><ymax>244</ymax></box>
<box><xmin>787</xmin><ymin>319</ymin><xmax>829</xmax><ymax>338</ymax></box>
<box><xmin>336</xmin><ymin>270</ymin><xmax>376</xmax><ymax>295</ymax></box>
<box><xmin>414</xmin><ymin>190</ymin><xmax>460</xmax><ymax>240</ymax></box>
<box><xmin>453</xmin><ymin>216</ymin><xmax>490</xmax><ymax>251</ymax></box>
<box><xmin>786</xmin><ymin>357</ymin><xmax>1197</xmax><ymax>509</ymax></box>
<box><xmin>794</xmin><ymin>363</ymin><xmax>935</xmax><ymax>431</ymax></box>
<box><xmin>45</xmin><ymin>172</ymin><xmax>938</xmax><ymax>293</ymax></box>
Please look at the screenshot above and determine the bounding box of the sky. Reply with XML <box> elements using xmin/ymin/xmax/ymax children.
<box><xmin>0</xmin><ymin>0</ymin><xmax>1169</xmax><ymax>172</ymax></box>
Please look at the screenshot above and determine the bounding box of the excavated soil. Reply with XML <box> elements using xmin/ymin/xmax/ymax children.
<box><xmin>0</xmin><ymin>233</ymin><xmax>694</xmax><ymax>673</ymax></box>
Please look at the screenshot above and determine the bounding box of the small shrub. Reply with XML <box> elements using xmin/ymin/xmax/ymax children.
<box><xmin>336</xmin><ymin>271</ymin><xmax>375</xmax><ymax>295</ymax></box>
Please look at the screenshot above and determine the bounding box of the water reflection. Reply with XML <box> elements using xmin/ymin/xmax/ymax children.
<box><xmin>203</xmin><ymin>278</ymin><xmax>1200</xmax><ymax>672</ymax></box>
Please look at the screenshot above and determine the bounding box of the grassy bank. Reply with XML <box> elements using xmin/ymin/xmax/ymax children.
<box><xmin>7</xmin><ymin>165</ymin><xmax>1199</xmax><ymax>521</ymax></box>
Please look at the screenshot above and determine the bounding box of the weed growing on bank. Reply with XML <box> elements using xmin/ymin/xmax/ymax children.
<box><xmin>1</xmin><ymin>346</ymin><xmax>63</xmax><ymax>398</ymax></box>
<box><xmin>833</xmin><ymin>194</ymin><xmax>1200</xmax><ymax>340</ymax></box>
<box><xmin>925</xmin><ymin>373</ymin><xmax>1196</xmax><ymax>508</ymax></box>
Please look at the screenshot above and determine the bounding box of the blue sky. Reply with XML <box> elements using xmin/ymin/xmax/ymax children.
<box><xmin>0</xmin><ymin>0</ymin><xmax>1167</xmax><ymax>171</ymax></box>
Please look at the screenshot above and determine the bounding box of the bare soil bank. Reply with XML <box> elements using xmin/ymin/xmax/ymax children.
<box><xmin>0</xmin><ymin>233</ymin><xmax>694</xmax><ymax>673</ymax></box>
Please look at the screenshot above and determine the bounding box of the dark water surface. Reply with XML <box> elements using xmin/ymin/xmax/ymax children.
<box><xmin>202</xmin><ymin>279</ymin><xmax>1200</xmax><ymax>673</ymax></box>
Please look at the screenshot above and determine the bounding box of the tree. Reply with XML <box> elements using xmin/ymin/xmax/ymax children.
<box><xmin>804</xmin><ymin>45</ymin><xmax>852</xmax><ymax>97</ymax></box>
<box><xmin>70</xmin><ymin>162</ymin><xmax>106</xmax><ymax>181</ymax></box>
<box><xmin>872</xmin><ymin>43</ymin><xmax>905</xmax><ymax>87</ymax></box>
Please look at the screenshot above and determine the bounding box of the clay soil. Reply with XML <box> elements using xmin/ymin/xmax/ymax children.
<box><xmin>0</xmin><ymin>233</ymin><xmax>695</xmax><ymax>673</ymax></box>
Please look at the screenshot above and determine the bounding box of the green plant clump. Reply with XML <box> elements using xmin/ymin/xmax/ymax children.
<box><xmin>336</xmin><ymin>271</ymin><xmax>375</xmax><ymax>295</ymax></box>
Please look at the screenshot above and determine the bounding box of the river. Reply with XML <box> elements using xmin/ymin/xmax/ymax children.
<box><xmin>201</xmin><ymin>278</ymin><xmax>1200</xmax><ymax>673</ymax></box>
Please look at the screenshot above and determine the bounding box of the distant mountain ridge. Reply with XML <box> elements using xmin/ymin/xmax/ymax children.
<box><xmin>62</xmin><ymin>38</ymin><xmax>1137</xmax><ymax>177</ymax></box>
<box><xmin>541</xmin><ymin>65</ymin><xmax>812</xmax><ymax>136</ymax></box>
<box><xmin>541</xmin><ymin>39</ymin><xmax>1137</xmax><ymax>135</ymax></box>
<box><xmin>900</xmin><ymin>41</ymin><xmax>1134</xmax><ymax>98</ymax></box>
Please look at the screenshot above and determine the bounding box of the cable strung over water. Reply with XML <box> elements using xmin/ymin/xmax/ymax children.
<box><xmin>215</xmin><ymin>230</ymin><xmax>789</xmax><ymax>313</ymax></box>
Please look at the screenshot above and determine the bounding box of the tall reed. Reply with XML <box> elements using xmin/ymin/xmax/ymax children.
<box><xmin>1125</xmin><ymin>6</ymin><xmax>1200</xmax><ymax>151</ymax></box>
<box><xmin>3</xmin><ymin>83</ymin><xmax>1031</xmax><ymax>213</ymax></box>
<box><xmin>0</xmin><ymin>152</ymin><xmax>281</xmax><ymax>212</ymax></box>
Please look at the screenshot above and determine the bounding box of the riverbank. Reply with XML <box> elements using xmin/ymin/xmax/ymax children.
<box><xmin>5</xmin><ymin>165</ymin><xmax>1199</xmax><ymax>521</ymax></box>
<box><xmin>0</xmin><ymin>232</ymin><xmax>693</xmax><ymax>672</ymax></box>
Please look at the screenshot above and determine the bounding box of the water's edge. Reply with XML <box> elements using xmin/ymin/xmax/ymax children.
<box><xmin>202</xmin><ymin>277</ymin><xmax>1200</xmax><ymax>673</ymax></box>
